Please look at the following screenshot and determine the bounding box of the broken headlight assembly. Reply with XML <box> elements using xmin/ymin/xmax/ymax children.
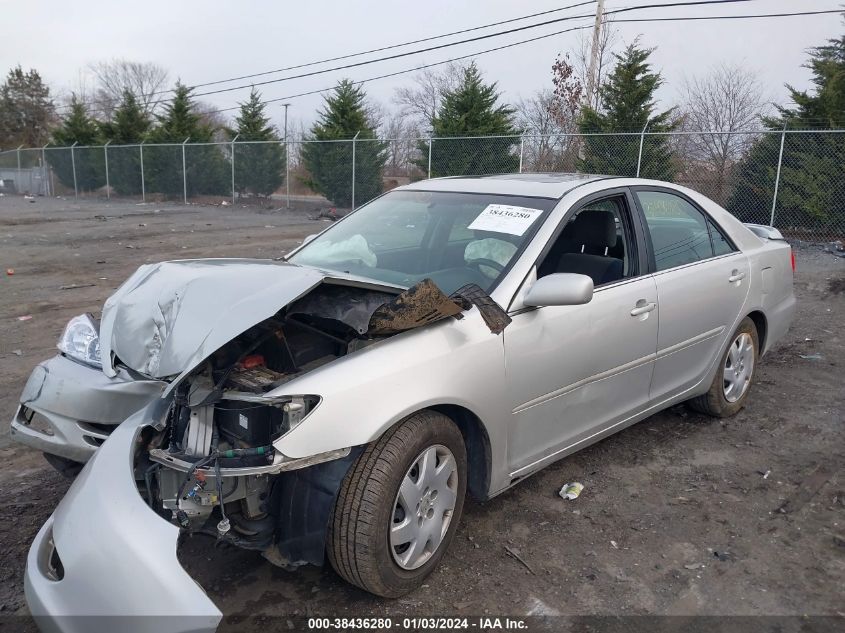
<box><xmin>57</xmin><ymin>314</ymin><xmax>102</xmax><ymax>369</ymax></box>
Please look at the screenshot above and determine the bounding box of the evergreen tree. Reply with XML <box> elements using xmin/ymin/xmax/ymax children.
<box><xmin>418</xmin><ymin>63</ymin><xmax>520</xmax><ymax>177</ymax></box>
<box><xmin>728</xmin><ymin>28</ymin><xmax>845</xmax><ymax>229</ymax></box>
<box><xmin>100</xmin><ymin>90</ymin><xmax>150</xmax><ymax>195</ymax></box>
<box><xmin>232</xmin><ymin>89</ymin><xmax>285</xmax><ymax>197</ymax></box>
<box><xmin>0</xmin><ymin>66</ymin><xmax>55</xmax><ymax>152</ymax></box>
<box><xmin>48</xmin><ymin>96</ymin><xmax>105</xmax><ymax>192</ymax></box>
<box><xmin>578</xmin><ymin>44</ymin><xmax>678</xmax><ymax>178</ymax></box>
<box><xmin>146</xmin><ymin>83</ymin><xmax>228</xmax><ymax>197</ymax></box>
<box><xmin>301</xmin><ymin>80</ymin><xmax>387</xmax><ymax>207</ymax></box>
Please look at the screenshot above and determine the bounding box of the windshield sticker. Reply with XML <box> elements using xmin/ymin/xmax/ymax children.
<box><xmin>467</xmin><ymin>204</ymin><xmax>544</xmax><ymax>236</ymax></box>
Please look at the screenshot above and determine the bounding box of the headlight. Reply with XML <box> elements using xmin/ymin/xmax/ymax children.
<box><xmin>57</xmin><ymin>314</ymin><xmax>102</xmax><ymax>368</ymax></box>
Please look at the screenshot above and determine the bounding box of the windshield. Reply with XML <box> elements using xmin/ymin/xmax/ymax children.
<box><xmin>288</xmin><ymin>190</ymin><xmax>556</xmax><ymax>294</ymax></box>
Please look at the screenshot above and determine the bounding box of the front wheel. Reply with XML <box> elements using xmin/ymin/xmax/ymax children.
<box><xmin>689</xmin><ymin>316</ymin><xmax>759</xmax><ymax>417</ymax></box>
<box><xmin>327</xmin><ymin>410</ymin><xmax>467</xmax><ymax>597</ymax></box>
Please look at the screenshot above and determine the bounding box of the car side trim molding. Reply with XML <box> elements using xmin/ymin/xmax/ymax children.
<box><xmin>512</xmin><ymin>352</ymin><xmax>656</xmax><ymax>414</ymax></box>
<box><xmin>656</xmin><ymin>326</ymin><xmax>725</xmax><ymax>360</ymax></box>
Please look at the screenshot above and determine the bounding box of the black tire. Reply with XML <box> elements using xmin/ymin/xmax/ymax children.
<box><xmin>43</xmin><ymin>453</ymin><xmax>84</xmax><ymax>478</ymax></box>
<box><xmin>327</xmin><ymin>410</ymin><xmax>467</xmax><ymax>597</ymax></box>
<box><xmin>689</xmin><ymin>316</ymin><xmax>759</xmax><ymax>418</ymax></box>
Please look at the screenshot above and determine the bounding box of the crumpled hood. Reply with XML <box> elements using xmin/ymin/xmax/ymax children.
<box><xmin>98</xmin><ymin>258</ymin><xmax>396</xmax><ymax>382</ymax></box>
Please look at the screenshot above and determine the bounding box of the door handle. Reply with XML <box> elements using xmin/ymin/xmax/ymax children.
<box><xmin>728</xmin><ymin>269</ymin><xmax>746</xmax><ymax>283</ymax></box>
<box><xmin>630</xmin><ymin>301</ymin><xmax>657</xmax><ymax>317</ymax></box>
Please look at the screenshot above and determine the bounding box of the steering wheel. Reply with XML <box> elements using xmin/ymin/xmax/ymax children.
<box><xmin>466</xmin><ymin>258</ymin><xmax>505</xmax><ymax>275</ymax></box>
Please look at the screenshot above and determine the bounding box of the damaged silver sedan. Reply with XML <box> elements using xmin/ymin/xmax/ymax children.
<box><xmin>17</xmin><ymin>174</ymin><xmax>795</xmax><ymax>632</ymax></box>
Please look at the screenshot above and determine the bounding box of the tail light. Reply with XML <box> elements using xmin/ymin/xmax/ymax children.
<box><xmin>790</xmin><ymin>249</ymin><xmax>796</xmax><ymax>272</ymax></box>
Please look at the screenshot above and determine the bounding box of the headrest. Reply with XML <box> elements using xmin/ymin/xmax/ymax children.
<box><xmin>572</xmin><ymin>210</ymin><xmax>617</xmax><ymax>249</ymax></box>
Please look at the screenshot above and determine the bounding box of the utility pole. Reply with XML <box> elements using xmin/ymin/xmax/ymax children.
<box><xmin>584</xmin><ymin>0</ymin><xmax>606</xmax><ymax>109</ymax></box>
<box><xmin>282</xmin><ymin>103</ymin><xmax>290</xmax><ymax>209</ymax></box>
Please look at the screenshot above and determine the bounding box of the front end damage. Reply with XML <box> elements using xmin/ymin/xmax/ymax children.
<box><xmin>134</xmin><ymin>275</ymin><xmax>509</xmax><ymax>569</ymax></box>
<box><xmin>25</xmin><ymin>258</ymin><xmax>511</xmax><ymax>630</ymax></box>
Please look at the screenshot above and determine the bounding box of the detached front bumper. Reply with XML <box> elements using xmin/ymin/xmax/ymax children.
<box><xmin>25</xmin><ymin>406</ymin><xmax>222</xmax><ymax>633</ymax></box>
<box><xmin>11</xmin><ymin>355</ymin><xmax>165</xmax><ymax>463</ymax></box>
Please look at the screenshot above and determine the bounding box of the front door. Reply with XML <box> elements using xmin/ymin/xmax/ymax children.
<box><xmin>504</xmin><ymin>192</ymin><xmax>659</xmax><ymax>474</ymax></box>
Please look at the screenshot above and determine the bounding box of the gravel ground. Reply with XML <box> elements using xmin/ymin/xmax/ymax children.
<box><xmin>0</xmin><ymin>195</ymin><xmax>842</xmax><ymax>631</ymax></box>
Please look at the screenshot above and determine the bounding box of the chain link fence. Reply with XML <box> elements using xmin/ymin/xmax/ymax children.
<box><xmin>1</xmin><ymin>129</ymin><xmax>843</xmax><ymax>241</ymax></box>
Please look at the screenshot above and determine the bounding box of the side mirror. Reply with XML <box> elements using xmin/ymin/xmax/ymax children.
<box><xmin>523</xmin><ymin>273</ymin><xmax>594</xmax><ymax>307</ymax></box>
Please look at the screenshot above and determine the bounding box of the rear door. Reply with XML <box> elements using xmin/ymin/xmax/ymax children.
<box><xmin>631</xmin><ymin>188</ymin><xmax>750</xmax><ymax>401</ymax></box>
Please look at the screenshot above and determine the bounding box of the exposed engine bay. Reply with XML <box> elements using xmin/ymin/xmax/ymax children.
<box><xmin>132</xmin><ymin>278</ymin><xmax>510</xmax><ymax>565</ymax></box>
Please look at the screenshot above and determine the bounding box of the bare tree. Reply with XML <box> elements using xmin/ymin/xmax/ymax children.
<box><xmin>194</xmin><ymin>101</ymin><xmax>230</xmax><ymax>141</ymax></box>
<box><xmin>393</xmin><ymin>61</ymin><xmax>469</xmax><ymax>131</ymax></box>
<box><xmin>571</xmin><ymin>20</ymin><xmax>619</xmax><ymax>109</ymax></box>
<box><xmin>516</xmin><ymin>89</ymin><xmax>579</xmax><ymax>171</ymax></box>
<box><xmin>678</xmin><ymin>63</ymin><xmax>771</xmax><ymax>202</ymax></box>
<box><xmin>88</xmin><ymin>59</ymin><xmax>169</xmax><ymax>118</ymax></box>
<box><xmin>380</xmin><ymin>111</ymin><xmax>420</xmax><ymax>177</ymax></box>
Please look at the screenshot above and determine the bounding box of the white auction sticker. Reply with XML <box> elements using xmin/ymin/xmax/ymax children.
<box><xmin>467</xmin><ymin>204</ymin><xmax>544</xmax><ymax>236</ymax></box>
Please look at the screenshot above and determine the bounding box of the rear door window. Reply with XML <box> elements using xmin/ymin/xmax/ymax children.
<box><xmin>635</xmin><ymin>190</ymin><xmax>714</xmax><ymax>271</ymax></box>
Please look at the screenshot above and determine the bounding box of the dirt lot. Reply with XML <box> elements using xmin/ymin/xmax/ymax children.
<box><xmin>0</xmin><ymin>195</ymin><xmax>842</xmax><ymax>630</ymax></box>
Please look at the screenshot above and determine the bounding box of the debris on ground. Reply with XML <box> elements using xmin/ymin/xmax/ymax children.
<box><xmin>684</xmin><ymin>562</ymin><xmax>703</xmax><ymax>570</ymax></box>
<box><xmin>16</xmin><ymin>315</ymin><xmax>32</xmax><ymax>321</ymax></box>
<box><xmin>559</xmin><ymin>482</ymin><xmax>585</xmax><ymax>500</ymax></box>
<box><xmin>799</xmin><ymin>353</ymin><xmax>823</xmax><ymax>361</ymax></box>
<box><xmin>776</xmin><ymin>463</ymin><xmax>836</xmax><ymax>514</ymax></box>
<box><xmin>5</xmin><ymin>268</ymin><xmax>13</xmax><ymax>275</ymax></box>
<box><xmin>11</xmin><ymin>350</ymin><xmax>22</xmax><ymax>356</ymax></box>
<box><xmin>309</xmin><ymin>207</ymin><xmax>340</xmax><ymax>222</ymax></box>
<box><xmin>823</xmin><ymin>240</ymin><xmax>845</xmax><ymax>258</ymax></box>
<box><xmin>59</xmin><ymin>283</ymin><xmax>96</xmax><ymax>291</ymax></box>
<box><xmin>504</xmin><ymin>545</ymin><xmax>535</xmax><ymax>575</ymax></box>
<box><xmin>610</xmin><ymin>540</ymin><xmax>619</xmax><ymax>549</ymax></box>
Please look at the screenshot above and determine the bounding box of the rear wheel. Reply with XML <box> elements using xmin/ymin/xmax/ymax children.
<box><xmin>327</xmin><ymin>410</ymin><xmax>466</xmax><ymax>597</ymax></box>
<box><xmin>689</xmin><ymin>316</ymin><xmax>758</xmax><ymax>417</ymax></box>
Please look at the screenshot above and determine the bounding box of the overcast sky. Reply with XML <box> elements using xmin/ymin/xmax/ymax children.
<box><xmin>2</xmin><ymin>0</ymin><xmax>841</xmax><ymax>132</ymax></box>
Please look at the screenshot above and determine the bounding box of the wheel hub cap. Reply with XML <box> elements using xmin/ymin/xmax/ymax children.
<box><xmin>390</xmin><ymin>444</ymin><xmax>458</xmax><ymax>570</ymax></box>
<box><xmin>723</xmin><ymin>332</ymin><xmax>754</xmax><ymax>403</ymax></box>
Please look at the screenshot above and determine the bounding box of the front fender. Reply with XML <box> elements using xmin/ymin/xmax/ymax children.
<box><xmin>271</xmin><ymin>309</ymin><xmax>510</xmax><ymax>492</ymax></box>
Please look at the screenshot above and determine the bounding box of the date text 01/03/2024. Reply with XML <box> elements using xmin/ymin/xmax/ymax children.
<box><xmin>306</xmin><ymin>617</ymin><xmax>529</xmax><ymax>629</ymax></box>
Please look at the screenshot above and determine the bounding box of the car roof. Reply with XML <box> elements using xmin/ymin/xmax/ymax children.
<box><xmin>396</xmin><ymin>173</ymin><xmax>615</xmax><ymax>199</ymax></box>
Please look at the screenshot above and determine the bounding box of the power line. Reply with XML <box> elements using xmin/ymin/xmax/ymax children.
<box><xmin>189</xmin><ymin>0</ymin><xmax>772</xmax><ymax>100</ymax></box>
<box><xmin>615</xmin><ymin>7</ymin><xmax>841</xmax><ymax>22</ymax></box>
<box><xmin>55</xmin><ymin>1</ymin><xmax>597</xmax><ymax>112</ymax></box>
<box><xmin>184</xmin><ymin>1</ymin><xmax>599</xmax><ymax>93</ymax></box>
<box><xmin>204</xmin><ymin>6</ymin><xmax>842</xmax><ymax>115</ymax></box>
<box><xmin>59</xmin><ymin>0</ymin><xmax>775</xmax><ymax>113</ymax></box>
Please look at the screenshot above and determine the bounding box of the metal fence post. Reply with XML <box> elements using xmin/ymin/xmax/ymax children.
<box><xmin>70</xmin><ymin>141</ymin><xmax>78</xmax><ymax>199</ymax></box>
<box><xmin>103</xmin><ymin>140</ymin><xmax>111</xmax><ymax>199</ymax></box>
<box><xmin>230</xmin><ymin>134</ymin><xmax>239</xmax><ymax>205</ymax></box>
<box><xmin>636</xmin><ymin>120</ymin><xmax>650</xmax><ymax>177</ymax></box>
<box><xmin>41</xmin><ymin>143</ymin><xmax>50</xmax><ymax>197</ymax></box>
<box><xmin>16</xmin><ymin>144</ymin><xmax>22</xmax><ymax>173</ymax></box>
<box><xmin>518</xmin><ymin>135</ymin><xmax>525</xmax><ymax>173</ymax></box>
<box><xmin>351</xmin><ymin>131</ymin><xmax>360</xmax><ymax>210</ymax></box>
<box><xmin>427</xmin><ymin>137</ymin><xmax>433</xmax><ymax>179</ymax></box>
<box><xmin>285</xmin><ymin>140</ymin><xmax>290</xmax><ymax>209</ymax></box>
<box><xmin>770</xmin><ymin>123</ymin><xmax>788</xmax><ymax>227</ymax></box>
<box><xmin>181</xmin><ymin>137</ymin><xmax>189</xmax><ymax>205</ymax></box>
<box><xmin>139</xmin><ymin>142</ymin><xmax>146</xmax><ymax>202</ymax></box>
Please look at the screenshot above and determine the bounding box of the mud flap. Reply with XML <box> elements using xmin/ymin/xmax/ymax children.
<box><xmin>269</xmin><ymin>446</ymin><xmax>364</xmax><ymax>568</ymax></box>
